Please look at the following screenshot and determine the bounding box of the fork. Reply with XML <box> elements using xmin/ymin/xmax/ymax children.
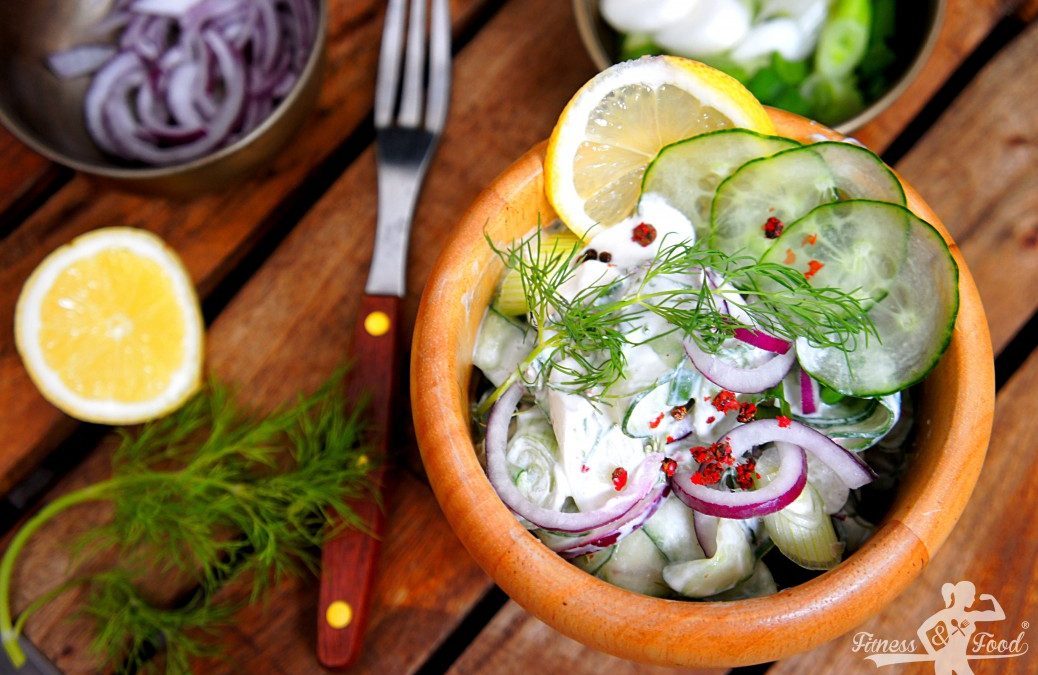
<box><xmin>317</xmin><ymin>0</ymin><xmax>451</xmax><ymax>668</ymax></box>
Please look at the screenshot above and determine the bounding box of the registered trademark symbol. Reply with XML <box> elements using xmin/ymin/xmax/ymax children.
<box><xmin>1023</xmin><ymin>621</ymin><xmax>1030</xmax><ymax>630</ymax></box>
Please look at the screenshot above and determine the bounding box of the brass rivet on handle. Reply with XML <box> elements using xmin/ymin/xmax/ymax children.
<box><xmin>326</xmin><ymin>600</ymin><xmax>353</xmax><ymax>629</ymax></box>
<box><xmin>364</xmin><ymin>311</ymin><xmax>391</xmax><ymax>337</ymax></box>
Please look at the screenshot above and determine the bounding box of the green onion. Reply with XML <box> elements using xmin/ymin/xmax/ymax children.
<box><xmin>815</xmin><ymin>0</ymin><xmax>872</xmax><ymax>79</ymax></box>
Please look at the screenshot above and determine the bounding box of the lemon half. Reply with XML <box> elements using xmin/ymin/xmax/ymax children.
<box><xmin>545</xmin><ymin>56</ymin><xmax>775</xmax><ymax>238</ymax></box>
<box><xmin>15</xmin><ymin>227</ymin><xmax>204</xmax><ymax>425</ymax></box>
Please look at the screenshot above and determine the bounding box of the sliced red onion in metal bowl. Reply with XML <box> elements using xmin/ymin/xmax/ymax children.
<box><xmin>486</xmin><ymin>383</ymin><xmax>667</xmax><ymax>534</ymax></box>
<box><xmin>671</xmin><ymin>441</ymin><xmax>807</xmax><ymax>519</ymax></box>
<box><xmin>49</xmin><ymin>0</ymin><xmax>318</xmax><ymax>167</ymax></box>
<box><xmin>733</xmin><ymin>328</ymin><xmax>791</xmax><ymax>355</ymax></box>
<box><xmin>683</xmin><ymin>337</ymin><xmax>796</xmax><ymax>394</ymax></box>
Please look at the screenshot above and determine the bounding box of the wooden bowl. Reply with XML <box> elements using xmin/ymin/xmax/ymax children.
<box><xmin>411</xmin><ymin>110</ymin><xmax>994</xmax><ymax>667</ymax></box>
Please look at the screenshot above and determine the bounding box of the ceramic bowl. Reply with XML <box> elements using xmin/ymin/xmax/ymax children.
<box><xmin>411</xmin><ymin>109</ymin><xmax>994</xmax><ymax>667</ymax></box>
<box><xmin>572</xmin><ymin>0</ymin><xmax>946</xmax><ymax>133</ymax></box>
<box><xmin>0</xmin><ymin>0</ymin><xmax>327</xmax><ymax>197</ymax></box>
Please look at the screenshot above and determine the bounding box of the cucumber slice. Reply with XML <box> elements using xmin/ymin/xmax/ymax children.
<box><xmin>621</xmin><ymin>379</ymin><xmax>672</xmax><ymax>439</ymax></box>
<box><xmin>571</xmin><ymin>545</ymin><xmax>615</xmax><ymax>575</ymax></box>
<box><xmin>710</xmin><ymin>561</ymin><xmax>777</xmax><ymax>600</ymax></box>
<box><xmin>797</xmin><ymin>393</ymin><xmax>901</xmax><ymax>451</ymax></box>
<box><xmin>472</xmin><ymin>309</ymin><xmax>536</xmax><ymax>387</ymax></box>
<box><xmin>661</xmin><ymin>518</ymin><xmax>755</xmax><ymax>598</ymax></box>
<box><xmin>761</xmin><ymin>199</ymin><xmax>908</xmax><ymax>309</ymax></box>
<box><xmin>666</xmin><ymin>362</ymin><xmax>696</xmax><ymax>406</ymax></box>
<box><xmin>640</xmin><ymin>495</ymin><xmax>705</xmax><ymax>563</ymax></box>
<box><xmin>641</xmin><ymin>129</ymin><xmax>799</xmax><ymax>240</ymax></box>
<box><xmin>763</xmin><ymin>482</ymin><xmax>844</xmax><ymax>570</ymax></box>
<box><xmin>812</xmin><ymin>142</ymin><xmax>906</xmax><ymax>205</ymax></box>
<box><xmin>596</xmin><ymin>529</ymin><xmax>671</xmax><ymax>597</ymax></box>
<box><xmin>710</xmin><ymin>145</ymin><xmax>838</xmax><ymax>259</ymax></box>
<box><xmin>494</xmin><ymin>230</ymin><xmax>582</xmax><ymax>316</ymax></box>
<box><xmin>710</xmin><ymin>142</ymin><xmax>907</xmax><ymax>260</ymax></box>
<box><xmin>770</xmin><ymin>201</ymin><xmax>959</xmax><ymax>396</ymax></box>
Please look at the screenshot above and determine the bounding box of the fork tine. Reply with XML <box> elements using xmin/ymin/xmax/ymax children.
<box><xmin>397</xmin><ymin>0</ymin><xmax>428</xmax><ymax>127</ymax></box>
<box><xmin>424</xmin><ymin>0</ymin><xmax>451</xmax><ymax>132</ymax></box>
<box><xmin>375</xmin><ymin>0</ymin><xmax>407</xmax><ymax>129</ymax></box>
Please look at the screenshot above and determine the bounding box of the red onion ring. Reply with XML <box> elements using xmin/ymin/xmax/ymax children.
<box><xmin>800</xmin><ymin>368</ymin><xmax>818</xmax><ymax>415</ymax></box>
<box><xmin>730</xmin><ymin>418</ymin><xmax>874</xmax><ymax>489</ymax></box>
<box><xmin>671</xmin><ymin>441</ymin><xmax>807</xmax><ymax>519</ymax></box>
<box><xmin>733</xmin><ymin>328</ymin><xmax>791</xmax><ymax>354</ymax></box>
<box><xmin>551</xmin><ymin>485</ymin><xmax>671</xmax><ymax>558</ymax></box>
<box><xmin>683</xmin><ymin>338</ymin><xmax>796</xmax><ymax>394</ymax></box>
<box><xmin>486</xmin><ymin>384</ymin><xmax>666</xmax><ymax>534</ymax></box>
<box><xmin>693</xmin><ymin>510</ymin><xmax>719</xmax><ymax>557</ymax></box>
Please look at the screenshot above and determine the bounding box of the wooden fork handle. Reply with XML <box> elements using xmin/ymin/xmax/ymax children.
<box><xmin>317</xmin><ymin>293</ymin><xmax>401</xmax><ymax>670</ymax></box>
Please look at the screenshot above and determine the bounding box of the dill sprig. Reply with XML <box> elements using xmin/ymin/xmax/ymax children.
<box><xmin>479</xmin><ymin>228</ymin><xmax>875</xmax><ymax>413</ymax></box>
<box><xmin>0</xmin><ymin>370</ymin><xmax>373</xmax><ymax>674</ymax></box>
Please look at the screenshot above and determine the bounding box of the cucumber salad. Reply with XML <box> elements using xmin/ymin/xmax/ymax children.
<box><xmin>472</xmin><ymin>127</ymin><xmax>958</xmax><ymax>600</ymax></box>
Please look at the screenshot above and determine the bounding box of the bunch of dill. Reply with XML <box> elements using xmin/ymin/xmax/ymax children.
<box><xmin>0</xmin><ymin>370</ymin><xmax>373</xmax><ymax>673</ymax></box>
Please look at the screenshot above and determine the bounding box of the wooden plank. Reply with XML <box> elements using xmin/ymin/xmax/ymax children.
<box><xmin>851</xmin><ymin>0</ymin><xmax>1022</xmax><ymax>152</ymax></box>
<box><xmin>448</xmin><ymin>601</ymin><xmax>720</xmax><ymax>675</ymax></box>
<box><xmin>896</xmin><ymin>20</ymin><xmax>1038</xmax><ymax>353</ymax></box>
<box><xmin>0</xmin><ymin>0</ymin><xmax>494</xmax><ymax>497</ymax></box>
<box><xmin>770</xmin><ymin>348</ymin><xmax>1038</xmax><ymax>675</ymax></box>
<box><xmin>771</xmin><ymin>22</ymin><xmax>1038</xmax><ymax>673</ymax></box>
<box><xmin>0</xmin><ymin>132</ymin><xmax>60</xmax><ymax>232</ymax></box>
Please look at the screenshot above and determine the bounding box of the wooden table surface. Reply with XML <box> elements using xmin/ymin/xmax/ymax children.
<box><xmin>2</xmin><ymin>0</ymin><xmax>1037</xmax><ymax>673</ymax></box>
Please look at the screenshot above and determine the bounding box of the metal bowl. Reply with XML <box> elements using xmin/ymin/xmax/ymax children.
<box><xmin>0</xmin><ymin>0</ymin><xmax>327</xmax><ymax>197</ymax></box>
<box><xmin>573</xmin><ymin>0</ymin><xmax>945</xmax><ymax>133</ymax></box>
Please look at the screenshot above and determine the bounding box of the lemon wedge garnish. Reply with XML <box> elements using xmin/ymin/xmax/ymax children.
<box><xmin>545</xmin><ymin>55</ymin><xmax>775</xmax><ymax>238</ymax></box>
<box><xmin>15</xmin><ymin>227</ymin><xmax>204</xmax><ymax>425</ymax></box>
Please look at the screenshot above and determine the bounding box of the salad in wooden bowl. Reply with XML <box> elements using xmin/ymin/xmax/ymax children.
<box><xmin>411</xmin><ymin>57</ymin><xmax>993</xmax><ymax>667</ymax></box>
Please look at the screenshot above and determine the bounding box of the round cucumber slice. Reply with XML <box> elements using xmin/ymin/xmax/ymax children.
<box><xmin>710</xmin><ymin>145</ymin><xmax>838</xmax><ymax>259</ymax></box>
<box><xmin>773</xmin><ymin>201</ymin><xmax>959</xmax><ymax>396</ymax></box>
<box><xmin>641</xmin><ymin>129</ymin><xmax>799</xmax><ymax>241</ymax></box>
<box><xmin>812</xmin><ymin>142</ymin><xmax>906</xmax><ymax>205</ymax></box>
<box><xmin>710</xmin><ymin>142</ymin><xmax>907</xmax><ymax>260</ymax></box>
<box><xmin>761</xmin><ymin>199</ymin><xmax>908</xmax><ymax>309</ymax></box>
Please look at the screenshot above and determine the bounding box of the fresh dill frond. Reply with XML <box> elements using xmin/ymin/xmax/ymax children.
<box><xmin>0</xmin><ymin>369</ymin><xmax>373</xmax><ymax>674</ymax></box>
<box><xmin>479</xmin><ymin>228</ymin><xmax>876</xmax><ymax>411</ymax></box>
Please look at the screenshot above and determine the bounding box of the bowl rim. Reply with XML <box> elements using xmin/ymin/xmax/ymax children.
<box><xmin>411</xmin><ymin>110</ymin><xmax>994</xmax><ymax>667</ymax></box>
<box><xmin>0</xmin><ymin>0</ymin><xmax>328</xmax><ymax>180</ymax></box>
<box><xmin>571</xmin><ymin>0</ymin><xmax>948</xmax><ymax>134</ymax></box>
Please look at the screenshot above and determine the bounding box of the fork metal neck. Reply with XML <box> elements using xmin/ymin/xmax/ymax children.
<box><xmin>365</xmin><ymin>128</ymin><xmax>438</xmax><ymax>297</ymax></box>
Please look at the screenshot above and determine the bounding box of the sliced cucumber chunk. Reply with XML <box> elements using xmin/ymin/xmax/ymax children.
<box><xmin>762</xmin><ymin>482</ymin><xmax>844</xmax><ymax>570</ymax></box>
<box><xmin>641</xmin><ymin>129</ymin><xmax>799</xmax><ymax>240</ymax></box>
<box><xmin>472</xmin><ymin>309</ymin><xmax>536</xmax><ymax>387</ymax></box>
<box><xmin>571</xmin><ymin>545</ymin><xmax>615</xmax><ymax>575</ymax></box>
<box><xmin>621</xmin><ymin>379</ymin><xmax>672</xmax><ymax>439</ymax></box>
<box><xmin>641</xmin><ymin>494</ymin><xmax>705</xmax><ymax>563</ymax></box>
<box><xmin>797</xmin><ymin>393</ymin><xmax>901</xmax><ymax>451</ymax></box>
<box><xmin>710</xmin><ymin>561</ymin><xmax>777</xmax><ymax>600</ymax></box>
<box><xmin>770</xmin><ymin>201</ymin><xmax>959</xmax><ymax>396</ymax></box>
<box><xmin>662</xmin><ymin>518</ymin><xmax>755</xmax><ymax>598</ymax></box>
<box><xmin>596</xmin><ymin>529</ymin><xmax>671</xmax><ymax>597</ymax></box>
<box><xmin>710</xmin><ymin>145</ymin><xmax>838</xmax><ymax>259</ymax></box>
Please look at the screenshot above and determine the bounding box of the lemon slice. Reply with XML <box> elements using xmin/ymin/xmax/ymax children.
<box><xmin>15</xmin><ymin>227</ymin><xmax>204</xmax><ymax>424</ymax></box>
<box><xmin>545</xmin><ymin>56</ymin><xmax>775</xmax><ymax>238</ymax></box>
